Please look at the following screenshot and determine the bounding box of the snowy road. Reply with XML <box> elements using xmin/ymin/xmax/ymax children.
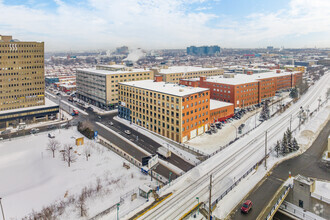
<box><xmin>134</xmin><ymin>72</ymin><xmax>330</xmax><ymax>220</ymax></box>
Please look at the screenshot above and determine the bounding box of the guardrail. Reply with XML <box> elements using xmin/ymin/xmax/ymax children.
<box><xmin>280</xmin><ymin>201</ymin><xmax>324</xmax><ymax>220</ymax></box>
<box><xmin>265</xmin><ymin>185</ymin><xmax>292</xmax><ymax>220</ymax></box>
<box><xmin>98</xmin><ymin>136</ymin><xmax>168</xmax><ymax>184</ymax></box>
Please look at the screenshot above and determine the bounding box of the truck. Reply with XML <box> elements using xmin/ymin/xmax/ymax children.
<box><xmin>156</xmin><ymin>147</ymin><xmax>171</xmax><ymax>159</ymax></box>
<box><xmin>71</xmin><ymin>109</ymin><xmax>79</xmax><ymax>116</ymax></box>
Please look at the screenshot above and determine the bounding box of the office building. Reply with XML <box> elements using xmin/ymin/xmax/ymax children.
<box><xmin>0</xmin><ymin>35</ymin><xmax>59</xmax><ymax>129</ymax></box>
<box><xmin>151</xmin><ymin>66</ymin><xmax>224</xmax><ymax>83</ymax></box>
<box><xmin>187</xmin><ymin>45</ymin><xmax>220</xmax><ymax>56</ymax></box>
<box><xmin>76</xmin><ymin>64</ymin><xmax>153</xmax><ymax>109</ymax></box>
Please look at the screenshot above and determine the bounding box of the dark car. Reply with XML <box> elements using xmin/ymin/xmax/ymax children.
<box><xmin>241</xmin><ymin>200</ymin><xmax>252</xmax><ymax>213</ymax></box>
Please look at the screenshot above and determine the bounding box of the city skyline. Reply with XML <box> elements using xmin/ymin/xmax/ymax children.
<box><xmin>0</xmin><ymin>0</ymin><xmax>330</xmax><ymax>51</ymax></box>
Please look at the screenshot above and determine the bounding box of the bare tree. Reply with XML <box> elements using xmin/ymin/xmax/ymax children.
<box><xmin>64</xmin><ymin>144</ymin><xmax>77</xmax><ymax>167</ymax></box>
<box><xmin>84</xmin><ymin>146</ymin><xmax>91</xmax><ymax>161</ymax></box>
<box><xmin>76</xmin><ymin>187</ymin><xmax>88</xmax><ymax>217</ymax></box>
<box><xmin>47</xmin><ymin>139</ymin><xmax>61</xmax><ymax>158</ymax></box>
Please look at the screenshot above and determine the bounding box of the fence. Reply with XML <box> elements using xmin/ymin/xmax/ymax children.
<box><xmin>265</xmin><ymin>185</ymin><xmax>292</xmax><ymax>220</ymax></box>
<box><xmin>89</xmin><ymin>188</ymin><xmax>138</xmax><ymax>220</ymax></box>
<box><xmin>280</xmin><ymin>201</ymin><xmax>321</xmax><ymax>220</ymax></box>
<box><xmin>98</xmin><ymin>136</ymin><xmax>168</xmax><ymax>184</ymax></box>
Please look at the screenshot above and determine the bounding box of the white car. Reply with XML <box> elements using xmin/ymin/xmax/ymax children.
<box><xmin>124</xmin><ymin>130</ymin><xmax>131</xmax><ymax>135</ymax></box>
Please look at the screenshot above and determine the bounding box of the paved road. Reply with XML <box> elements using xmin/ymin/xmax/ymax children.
<box><xmin>46</xmin><ymin>92</ymin><xmax>181</xmax><ymax>180</ymax></box>
<box><xmin>230</xmin><ymin>119</ymin><xmax>330</xmax><ymax>220</ymax></box>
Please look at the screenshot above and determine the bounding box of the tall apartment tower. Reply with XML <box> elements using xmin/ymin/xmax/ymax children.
<box><xmin>0</xmin><ymin>35</ymin><xmax>45</xmax><ymax>111</ymax></box>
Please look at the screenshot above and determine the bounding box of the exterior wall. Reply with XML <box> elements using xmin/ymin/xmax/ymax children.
<box><xmin>233</xmin><ymin>82</ymin><xmax>259</xmax><ymax>108</ymax></box>
<box><xmin>157</xmin><ymin>68</ymin><xmax>224</xmax><ymax>83</ymax></box>
<box><xmin>118</xmin><ymin>83</ymin><xmax>210</xmax><ymax>143</ymax></box>
<box><xmin>181</xmin><ymin>91</ymin><xmax>209</xmax><ymax>142</ymax></box>
<box><xmin>0</xmin><ymin>40</ymin><xmax>45</xmax><ymax>111</ymax></box>
<box><xmin>76</xmin><ymin>69</ymin><xmax>153</xmax><ymax>109</ymax></box>
<box><xmin>258</xmin><ymin>77</ymin><xmax>276</xmax><ymax>102</ymax></box>
<box><xmin>210</xmin><ymin>105</ymin><xmax>234</xmax><ymax>123</ymax></box>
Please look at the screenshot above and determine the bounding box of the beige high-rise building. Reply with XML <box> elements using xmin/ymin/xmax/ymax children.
<box><xmin>0</xmin><ymin>35</ymin><xmax>59</xmax><ymax>130</ymax></box>
<box><xmin>0</xmin><ymin>35</ymin><xmax>45</xmax><ymax>111</ymax></box>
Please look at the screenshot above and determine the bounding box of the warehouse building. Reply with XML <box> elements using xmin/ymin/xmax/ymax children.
<box><xmin>180</xmin><ymin>70</ymin><xmax>303</xmax><ymax>108</ymax></box>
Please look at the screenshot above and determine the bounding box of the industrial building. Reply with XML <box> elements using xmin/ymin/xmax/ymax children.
<box><xmin>76</xmin><ymin>64</ymin><xmax>153</xmax><ymax>109</ymax></box>
<box><xmin>118</xmin><ymin>76</ymin><xmax>234</xmax><ymax>143</ymax></box>
<box><xmin>180</xmin><ymin>70</ymin><xmax>303</xmax><ymax>108</ymax></box>
<box><xmin>151</xmin><ymin>66</ymin><xmax>224</xmax><ymax>83</ymax></box>
<box><xmin>0</xmin><ymin>35</ymin><xmax>59</xmax><ymax>130</ymax></box>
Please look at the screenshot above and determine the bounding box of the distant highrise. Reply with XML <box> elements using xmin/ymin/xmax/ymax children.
<box><xmin>187</xmin><ymin>45</ymin><xmax>220</xmax><ymax>56</ymax></box>
<box><xmin>116</xmin><ymin>46</ymin><xmax>129</xmax><ymax>55</ymax></box>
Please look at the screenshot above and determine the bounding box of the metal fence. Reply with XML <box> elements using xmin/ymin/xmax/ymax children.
<box><xmin>280</xmin><ymin>201</ymin><xmax>321</xmax><ymax>220</ymax></box>
<box><xmin>266</xmin><ymin>185</ymin><xmax>292</xmax><ymax>220</ymax></box>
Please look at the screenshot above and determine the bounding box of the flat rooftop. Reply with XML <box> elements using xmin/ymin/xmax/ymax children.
<box><xmin>0</xmin><ymin>98</ymin><xmax>58</xmax><ymax>115</ymax></box>
<box><xmin>120</xmin><ymin>80</ymin><xmax>209</xmax><ymax>97</ymax></box>
<box><xmin>158</xmin><ymin>66</ymin><xmax>219</xmax><ymax>74</ymax></box>
<box><xmin>210</xmin><ymin>99</ymin><xmax>233</xmax><ymax>110</ymax></box>
<box><xmin>182</xmin><ymin>70</ymin><xmax>300</xmax><ymax>85</ymax></box>
<box><xmin>76</xmin><ymin>68</ymin><xmax>151</xmax><ymax>75</ymax></box>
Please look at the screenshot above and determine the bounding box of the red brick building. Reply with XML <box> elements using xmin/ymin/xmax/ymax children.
<box><xmin>180</xmin><ymin>70</ymin><xmax>303</xmax><ymax>108</ymax></box>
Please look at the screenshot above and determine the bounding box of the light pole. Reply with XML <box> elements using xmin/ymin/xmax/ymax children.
<box><xmin>196</xmin><ymin>197</ymin><xmax>199</xmax><ymax>215</ymax></box>
<box><xmin>169</xmin><ymin>172</ymin><xmax>172</xmax><ymax>186</ymax></box>
<box><xmin>0</xmin><ymin>197</ymin><xmax>5</xmax><ymax>220</ymax></box>
<box><xmin>231</xmin><ymin>124</ymin><xmax>238</xmax><ymax>139</ymax></box>
<box><xmin>318</xmin><ymin>96</ymin><xmax>321</xmax><ymax>110</ymax></box>
<box><xmin>116</xmin><ymin>203</ymin><xmax>120</xmax><ymax>220</ymax></box>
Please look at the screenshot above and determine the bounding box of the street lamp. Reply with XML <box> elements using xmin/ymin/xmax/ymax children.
<box><xmin>196</xmin><ymin>197</ymin><xmax>199</xmax><ymax>215</ymax></box>
<box><xmin>169</xmin><ymin>172</ymin><xmax>172</xmax><ymax>186</ymax></box>
<box><xmin>0</xmin><ymin>197</ymin><xmax>5</xmax><ymax>220</ymax></box>
<box><xmin>116</xmin><ymin>203</ymin><xmax>120</xmax><ymax>220</ymax></box>
<box><xmin>231</xmin><ymin>124</ymin><xmax>238</xmax><ymax>139</ymax></box>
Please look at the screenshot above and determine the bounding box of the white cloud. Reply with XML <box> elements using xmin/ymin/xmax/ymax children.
<box><xmin>0</xmin><ymin>0</ymin><xmax>329</xmax><ymax>51</ymax></box>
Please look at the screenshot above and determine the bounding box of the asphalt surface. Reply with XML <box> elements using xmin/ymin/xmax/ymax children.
<box><xmin>230</xmin><ymin>119</ymin><xmax>330</xmax><ymax>220</ymax></box>
<box><xmin>44</xmin><ymin>92</ymin><xmax>193</xmax><ymax>179</ymax></box>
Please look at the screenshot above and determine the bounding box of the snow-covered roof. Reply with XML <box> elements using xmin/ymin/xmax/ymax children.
<box><xmin>120</xmin><ymin>80</ymin><xmax>209</xmax><ymax>97</ymax></box>
<box><xmin>158</xmin><ymin>66</ymin><xmax>219</xmax><ymax>74</ymax></box>
<box><xmin>97</xmin><ymin>64</ymin><xmax>126</xmax><ymax>69</ymax></box>
<box><xmin>210</xmin><ymin>99</ymin><xmax>233</xmax><ymax>110</ymax></box>
<box><xmin>0</xmin><ymin>98</ymin><xmax>58</xmax><ymax>115</ymax></box>
<box><xmin>76</xmin><ymin>68</ymin><xmax>151</xmax><ymax>75</ymax></box>
<box><xmin>312</xmin><ymin>180</ymin><xmax>330</xmax><ymax>203</ymax></box>
<box><xmin>182</xmin><ymin>70</ymin><xmax>300</xmax><ymax>85</ymax></box>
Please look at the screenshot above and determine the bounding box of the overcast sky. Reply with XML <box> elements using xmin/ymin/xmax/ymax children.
<box><xmin>1</xmin><ymin>0</ymin><xmax>329</xmax><ymax>51</ymax></box>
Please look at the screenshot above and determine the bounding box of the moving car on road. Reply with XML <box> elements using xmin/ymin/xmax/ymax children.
<box><xmin>241</xmin><ymin>200</ymin><xmax>252</xmax><ymax>213</ymax></box>
<box><xmin>124</xmin><ymin>130</ymin><xmax>131</xmax><ymax>135</ymax></box>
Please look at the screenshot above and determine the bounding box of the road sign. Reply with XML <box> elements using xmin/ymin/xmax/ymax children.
<box><xmin>94</xmin><ymin>131</ymin><xmax>98</xmax><ymax>138</ymax></box>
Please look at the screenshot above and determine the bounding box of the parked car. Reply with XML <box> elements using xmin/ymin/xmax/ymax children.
<box><xmin>87</xmin><ymin>107</ymin><xmax>94</xmax><ymax>111</ymax></box>
<box><xmin>30</xmin><ymin>128</ymin><xmax>40</xmax><ymax>134</ymax></box>
<box><xmin>48</xmin><ymin>133</ymin><xmax>55</xmax><ymax>138</ymax></box>
<box><xmin>56</xmin><ymin>92</ymin><xmax>60</xmax><ymax>96</ymax></box>
<box><xmin>241</xmin><ymin>200</ymin><xmax>252</xmax><ymax>213</ymax></box>
<box><xmin>124</xmin><ymin>130</ymin><xmax>131</xmax><ymax>135</ymax></box>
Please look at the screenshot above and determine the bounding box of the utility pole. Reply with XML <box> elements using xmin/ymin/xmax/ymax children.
<box><xmin>265</xmin><ymin>130</ymin><xmax>268</xmax><ymax>170</ymax></box>
<box><xmin>0</xmin><ymin>197</ymin><xmax>5</xmax><ymax>220</ymax></box>
<box><xmin>208</xmin><ymin>174</ymin><xmax>212</xmax><ymax>220</ymax></box>
<box><xmin>318</xmin><ymin>96</ymin><xmax>321</xmax><ymax>110</ymax></box>
<box><xmin>289</xmin><ymin>114</ymin><xmax>292</xmax><ymax>131</ymax></box>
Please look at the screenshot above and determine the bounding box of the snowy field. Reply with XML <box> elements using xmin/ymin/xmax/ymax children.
<box><xmin>0</xmin><ymin>127</ymin><xmax>154</xmax><ymax>219</ymax></box>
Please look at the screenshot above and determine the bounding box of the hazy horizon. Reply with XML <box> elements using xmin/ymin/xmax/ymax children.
<box><xmin>1</xmin><ymin>0</ymin><xmax>330</xmax><ymax>52</ymax></box>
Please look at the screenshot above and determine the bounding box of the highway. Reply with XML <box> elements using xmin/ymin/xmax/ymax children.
<box><xmin>135</xmin><ymin>72</ymin><xmax>330</xmax><ymax>220</ymax></box>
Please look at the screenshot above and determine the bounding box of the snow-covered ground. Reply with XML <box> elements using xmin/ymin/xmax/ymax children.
<box><xmin>213</xmin><ymin>93</ymin><xmax>330</xmax><ymax>218</ymax></box>
<box><xmin>126</xmin><ymin>72</ymin><xmax>330</xmax><ymax>220</ymax></box>
<box><xmin>186</xmin><ymin>93</ymin><xmax>292</xmax><ymax>154</ymax></box>
<box><xmin>0</xmin><ymin>127</ymin><xmax>154</xmax><ymax>219</ymax></box>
